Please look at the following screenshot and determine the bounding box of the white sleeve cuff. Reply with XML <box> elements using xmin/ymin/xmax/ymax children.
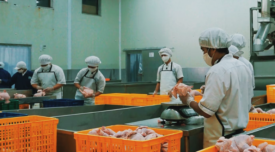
<box><xmin>198</xmin><ymin>102</ymin><xmax>215</xmax><ymax>116</ymax></box>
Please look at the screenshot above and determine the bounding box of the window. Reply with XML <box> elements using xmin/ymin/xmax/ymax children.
<box><xmin>37</xmin><ymin>0</ymin><xmax>52</xmax><ymax>8</ymax></box>
<box><xmin>0</xmin><ymin>0</ymin><xmax>8</xmax><ymax>2</ymax></box>
<box><xmin>82</xmin><ymin>0</ymin><xmax>100</xmax><ymax>15</ymax></box>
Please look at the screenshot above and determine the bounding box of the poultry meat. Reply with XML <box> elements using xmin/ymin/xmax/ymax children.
<box><xmin>215</xmin><ymin>135</ymin><xmax>254</xmax><ymax>152</ymax></box>
<box><xmin>243</xmin><ymin>146</ymin><xmax>261</xmax><ymax>152</ymax></box>
<box><xmin>88</xmin><ymin>127</ymin><xmax>116</xmax><ymax>137</ymax></box>
<box><xmin>14</xmin><ymin>93</ymin><xmax>26</xmax><ymax>99</ymax></box>
<box><xmin>33</xmin><ymin>90</ymin><xmax>45</xmax><ymax>97</ymax></box>
<box><xmin>113</xmin><ymin>129</ymin><xmax>133</xmax><ymax>139</ymax></box>
<box><xmin>0</xmin><ymin>90</ymin><xmax>10</xmax><ymax>104</ymax></box>
<box><xmin>258</xmin><ymin>142</ymin><xmax>275</xmax><ymax>152</ymax></box>
<box><xmin>266</xmin><ymin>109</ymin><xmax>275</xmax><ymax>114</ymax></box>
<box><xmin>126</xmin><ymin>131</ymin><xmax>145</xmax><ymax>141</ymax></box>
<box><xmin>79</xmin><ymin>86</ymin><xmax>94</xmax><ymax>98</ymax></box>
<box><xmin>171</xmin><ymin>83</ymin><xmax>193</xmax><ymax>98</ymax></box>
<box><xmin>161</xmin><ymin>142</ymin><xmax>168</xmax><ymax>152</ymax></box>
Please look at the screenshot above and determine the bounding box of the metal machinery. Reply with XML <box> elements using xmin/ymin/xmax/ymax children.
<box><xmin>251</xmin><ymin>0</ymin><xmax>275</xmax><ymax>91</ymax></box>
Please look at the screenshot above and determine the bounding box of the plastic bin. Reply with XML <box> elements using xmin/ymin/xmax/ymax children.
<box><xmin>244</xmin><ymin>113</ymin><xmax>275</xmax><ymax>131</ymax></box>
<box><xmin>0</xmin><ymin>99</ymin><xmax>19</xmax><ymax>110</ymax></box>
<box><xmin>19</xmin><ymin>103</ymin><xmax>29</xmax><ymax>109</ymax></box>
<box><xmin>0</xmin><ymin>112</ymin><xmax>28</xmax><ymax>118</ymax></box>
<box><xmin>74</xmin><ymin>125</ymin><xmax>183</xmax><ymax>152</ymax></box>
<box><xmin>43</xmin><ymin>99</ymin><xmax>84</xmax><ymax>107</ymax></box>
<box><xmin>267</xmin><ymin>84</ymin><xmax>275</xmax><ymax>103</ymax></box>
<box><xmin>197</xmin><ymin>138</ymin><xmax>275</xmax><ymax>152</ymax></box>
<box><xmin>0</xmin><ymin>115</ymin><xmax>58</xmax><ymax>152</ymax></box>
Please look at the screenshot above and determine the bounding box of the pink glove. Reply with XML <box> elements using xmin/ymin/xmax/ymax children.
<box><xmin>79</xmin><ymin>87</ymin><xmax>94</xmax><ymax>98</ymax></box>
<box><xmin>0</xmin><ymin>90</ymin><xmax>10</xmax><ymax>104</ymax></box>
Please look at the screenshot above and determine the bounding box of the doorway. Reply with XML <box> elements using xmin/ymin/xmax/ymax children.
<box><xmin>126</xmin><ymin>52</ymin><xmax>143</xmax><ymax>82</ymax></box>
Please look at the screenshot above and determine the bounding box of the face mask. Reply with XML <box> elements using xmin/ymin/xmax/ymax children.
<box><xmin>41</xmin><ymin>64</ymin><xmax>51</xmax><ymax>71</ymax></box>
<box><xmin>203</xmin><ymin>49</ymin><xmax>216</xmax><ymax>66</ymax></box>
<box><xmin>18</xmin><ymin>69</ymin><xmax>24</xmax><ymax>73</ymax></box>
<box><xmin>89</xmin><ymin>67</ymin><xmax>97</xmax><ymax>72</ymax></box>
<box><xmin>162</xmin><ymin>56</ymin><xmax>170</xmax><ymax>63</ymax></box>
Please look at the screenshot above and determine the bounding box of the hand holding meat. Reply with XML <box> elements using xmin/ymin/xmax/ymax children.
<box><xmin>0</xmin><ymin>90</ymin><xmax>10</xmax><ymax>104</ymax></box>
<box><xmin>79</xmin><ymin>86</ymin><xmax>94</xmax><ymax>98</ymax></box>
<box><xmin>33</xmin><ymin>90</ymin><xmax>46</xmax><ymax>97</ymax></box>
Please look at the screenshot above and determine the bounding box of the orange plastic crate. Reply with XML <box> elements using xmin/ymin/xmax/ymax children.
<box><xmin>244</xmin><ymin>113</ymin><xmax>275</xmax><ymax>131</ymax></box>
<box><xmin>197</xmin><ymin>138</ymin><xmax>275</xmax><ymax>152</ymax></box>
<box><xmin>267</xmin><ymin>84</ymin><xmax>275</xmax><ymax>103</ymax></box>
<box><xmin>0</xmin><ymin>115</ymin><xmax>58</xmax><ymax>152</ymax></box>
<box><xmin>19</xmin><ymin>104</ymin><xmax>29</xmax><ymax>109</ymax></box>
<box><xmin>74</xmin><ymin>125</ymin><xmax>183</xmax><ymax>152</ymax></box>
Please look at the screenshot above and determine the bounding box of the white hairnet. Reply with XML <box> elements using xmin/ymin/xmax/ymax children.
<box><xmin>228</xmin><ymin>45</ymin><xmax>244</xmax><ymax>57</ymax></box>
<box><xmin>0</xmin><ymin>62</ymin><xmax>4</xmax><ymax>68</ymax></box>
<box><xmin>15</xmin><ymin>61</ymin><xmax>27</xmax><ymax>70</ymax></box>
<box><xmin>85</xmin><ymin>56</ymin><xmax>101</xmax><ymax>66</ymax></box>
<box><xmin>199</xmin><ymin>27</ymin><xmax>231</xmax><ymax>49</ymax></box>
<box><xmin>39</xmin><ymin>54</ymin><xmax>52</xmax><ymax>65</ymax></box>
<box><xmin>159</xmin><ymin>48</ymin><xmax>173</xmax><ymax>57</ymax></box>
<box><xmin>231</xmin><ymin>34</ymin><xmax>246</xmax><ymax>50</ymax></box>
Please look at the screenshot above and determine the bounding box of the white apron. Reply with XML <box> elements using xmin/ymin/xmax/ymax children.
<box><xmin>159</xmin><ymin>62</ymin><xmax>180</xmax><ymax>102</ymax></box>
<box><xmin>37</xmin><ymin>66</ymin><xmax>63</xmax><ymax>99</ymax></box>
<box><xmin>75</xmin><ymin>69</ymin><xmax>97</xmax><ymax>106</ymax></box>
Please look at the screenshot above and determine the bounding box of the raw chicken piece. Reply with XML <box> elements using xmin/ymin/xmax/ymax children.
<box><xmin>161</xmin><ymin>142</ymin><xmax>168</xmax><ymax>152</ymax></box>
<box><xmin>33</xmin><ymin>90</ymin><xmax>45</xmax><ymax>97</ymax></box>
<box><xmin>243</xmin><ymin>146</ymin><xmax>261</xmax><ymax>152</ymax></box>
<box><xmin>79</xmin><ymin>87</ymin><xmax>94</xmax><ymax>98</ymax></box>
<box><xmin>97</xmin><ymin>129</ymin><xmax>110</xmax><ymax>137</ymax></box>
<box><xmin>266</xmin><ymin>109</ymin><xmax>275</xmax><ymax>114</ymax></box>
<box><xmin>256</xmin><ymin>108</ymin><xmax>265</xmax><ymax>113</ymax></box>
<box><xmin>113</xmin><ymin>129</ymin><xmax>133</xmax><ymax>139</ymax></box>
<box><xmin>215</xmin><ymin>135</ymin><xmax>254</xmax><ymax>152</ymax></box>
<box><xmin>171</xmin><ymin>83</ymin><xmax>193</xmax><ymax>99</ymax></box>
<box><xmin>135</xmin><ymin>126</ymin><xmax>156</xmax><ymax>137</ymax></box>
<box><xmin>258</xmin><ymin>142</ymin><xmax>275</xmax><ymax>152</ymax></box>
<box><xmin>0</xmin><ymin>90</ymin><xmax>10</xmax><ymax>104</ymax></box>
<box><xmin>126</xmin><ymin>131</ymin><xmax>145</xmax><ymax>141</ymax></box>
<box><xmin>88</xmin><ymin>128</ymin><xmax>100</xmax><ymax>135</ymax></box>
<box><xmin>14</xmin><ymin>93</ymin><xmax>26</xmax><ymax>99</ymax></box>
<box><xmin>101</xmin><ymin>126</ymin><xmax>116</xmax><ymax>136</ymax></box>
<box><xmin>190</xmin><ymin>90</ymin><xmax>202</xmax><ymax>97</ymax></box>
<box><xmin>145</xmin><ymin>133</ymin><xmax>158</xmax><ymax>140</ymax></box>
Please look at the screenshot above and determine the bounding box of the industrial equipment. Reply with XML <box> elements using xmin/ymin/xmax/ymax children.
<box><xmin>251</xmin><ymin>0</ymin><xmax>275</xmax><ymax>91</ymax></box>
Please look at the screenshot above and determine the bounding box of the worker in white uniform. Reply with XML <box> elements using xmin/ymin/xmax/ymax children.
<box><xmin>153</xmin><ymin>48</ymin><xmax>183</xmax><ymax>102</ymax></box>
<box><xmin>229</xmin><ymin>34</ymin><xmax>255</xmax><ymax>89</ymax></box>
<box><xmin>74</xmin><ymin>56</ymin><xmax>106</xmax><ymax>105</ymax></box>
<box><xmin>179</xmin><ymin>28</ymin><xmax>253</xmax><ymax>148</ymax></box>
<box><xmin>31</xmin><ymin>54</ymin><xmax>66</xmax><ymax>99</ymax></box>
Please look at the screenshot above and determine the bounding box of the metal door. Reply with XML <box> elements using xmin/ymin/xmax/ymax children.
<box><xmin>142</xmin><ymin>50</ymin><xmax>163</xmax><ymax>82</ymax></box>
<box><xmin>126</xmin><ymin>52</ymin><xmax>143</xmax><ymax>82</ymax></box>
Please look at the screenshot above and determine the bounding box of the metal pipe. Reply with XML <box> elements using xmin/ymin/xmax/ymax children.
<box><xmin>67</xmin><ymin>0</ymin><xmax>72</xmax><ymax>69</ymax></box>
<box><xmin>119</xmin><ymin>0</ymin><xmax>122</xmax><ymax>79</ymax></box>
<box><xmin>261</xmin><ymin>0</ymin><xmax>271</xmax><ymax>17</ymax></box>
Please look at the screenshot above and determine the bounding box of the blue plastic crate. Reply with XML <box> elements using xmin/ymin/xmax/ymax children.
<box><xmin>43</xmin><ymin>99</ymin><xmax>84</xmax><ymax>107</ymax></box>
<box><xmin>0</xmin><ymin>112</ymin><xmax>28</xmax><ymax>119</ymax></box>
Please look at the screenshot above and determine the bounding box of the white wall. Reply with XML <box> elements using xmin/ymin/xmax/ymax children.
<box><xmin>122</xmin><ymin>0</ymin><xmax>259</xmax><ymax>68</ymax></box>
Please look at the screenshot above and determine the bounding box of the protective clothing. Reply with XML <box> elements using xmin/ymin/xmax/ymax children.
<box><xmin>0</xmin><ymin>68</ymin><xmax>11</xmax><ymax>88</ymax></box>
<box><xmin>11</xmin><ymin>70</ymin><xmax>36</xmax><ymax>94</ymax></box>
<box><xmin>85</xmin><ymin>56</ymin><xmax>101</xmax><ymax>67</ymax></box>
<box><xmin>41</xmin><ymin>64</ymin><xmax>51</xmax><ymax>71</ymax></box>
<box><xmin>203</xmin><ymin>51</ymin><xmax>213</xmax><ymax>66</ymax></box>
<box><xmin>228</xmin><ymin>45</ymin><xmax>244</xmax><ymax>57</ymax></box>
<box><xmin>0</xmin><ymin>62</ymin><xmax>4</xmax><ymax>68</ymax></box>
<box><xmin>199</xmin><ymin>28</ymin><xmax>231</xmax><ymax>49</ymax></box>
<box><xmin>14</xmin><ymin>61</ymin><xmax>27</xmax><ymax>70</ymax></box>
<box><xmin>89</xmin><ymin>67</ymin><xmax>98</xmax><ymax>72</ymax></box>
<box><xmin>39</xmin><ymin>54</ymin><xmax>52</xmax><ymax>65</ymax></box>
<box><xmin>198</xmin><ymin>54</ymin><xmax>253</xmax><ymax>148</ymax></box>
<box><xmin>74</xmin><ymin>68</ymin><xmax>106</xmax><ymax>105</ymax></box>
<box><xmin>239</xmin><ymin>57</ymin><xmax>255</xmax><ymax>89</ymax></box>
<box><xmin>231</xmin><ymin>34</ymin><xmax>246</xmax><ymax>50</ymax></box>
<box><xmin>31</xmin><ymin>64</ymin><xmax>66</xmax><ymax>99</ymax></box>
<box><xmin>161</xmin><ymin>56</ymin><xmax>170</xmax><ymax>63</ymax></box>
<box><xmin>159</xmin><ymin>48</ymin><xmax>173</xmax><ymax>57</ymax></box>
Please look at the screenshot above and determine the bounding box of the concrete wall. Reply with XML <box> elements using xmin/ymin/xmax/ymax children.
<box><xmin>0</xmin><ymin>0</ymin><xmax>119</xmax><ymax>70</ymax></box>
<box><xmin>121</xmin><ymin>0</ymin><xmax>258</xmax><ymax>69</ymax></box>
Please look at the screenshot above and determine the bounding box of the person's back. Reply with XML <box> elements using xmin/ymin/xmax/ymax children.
<box><xmin>0</xmin><ymin>68</ymin><xmax>11</xmax><ymax>88</ymax></box>
<box><xmin>203</xmin><ymin>54</ymin><xmax>253</xmax><ymax>131</ymax></box>
<box><xmin>11</xmin><ymin>70</ymin><xmax>35</xmax><ymax>91</ymax></box>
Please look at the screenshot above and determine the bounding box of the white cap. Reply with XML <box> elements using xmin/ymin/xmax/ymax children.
<box><xmin>199</xmin><ymin>27</ymin><xmax>231</xmax><ymax>49</ymax></box>
<box><xmin>15</xmin><ymin>61</ymin><xmax>27</xmax><ymax>70</ymax></box>
<box><xmin>228</xmin><ymin>45</ymin><xmax>244</xmax><ymax>57</ymax></box>
<box><xmin>159</xmin><ymin>48</ymin><xmax>173</xmax><ymax>57</ymax></box>
<box><xmin>85</xmin><ymin>56</ymin><xmax>101</xmax><ymax>66</ymax></box>
<box><xmin>231</xmin><ymin>34</ymin><xmax>246</xmax><ymax>50</ymax></box>
<box><xmin>0</xmin><ymin>62</ymin><xmax>4</xmax><ymax>68</ymax></box>
<box><xmin>39</xmin><ymin>54</ymin><xmax>52</xmax><ymax>65</ymax></box>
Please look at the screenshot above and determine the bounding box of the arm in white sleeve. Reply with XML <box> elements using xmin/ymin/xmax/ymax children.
<box><xmin>74</xmin><ymin>69</ymin><xmax>86</xmax><ymax>84</ymax></box>
<box><xmin>198</xmin><ymin>71</ymin><xmax>226</xmax><ymax>116</ymax></box>
<box><xmin>156</xmin><ymin>67</ymin><xmax>161</xmax><ymax>82</ymax></box>
<box><xmin>96</xmin><ymin>73</ymin><xmax>106</xmax><ymax>93</ymax></box>
<box><xmin>56</xmin><ymin>68</ymin><xmax>66</xmax><ymax>84</ymax></box>
<box><xmin>31</xmin><ymin>70</ymin><xmax>39</xmax><ymax>85</ymax></box>
<box><xmin>176</xmin><ymin>64</ymin><xmax>184</xmax><ymax>79</ymax></box>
